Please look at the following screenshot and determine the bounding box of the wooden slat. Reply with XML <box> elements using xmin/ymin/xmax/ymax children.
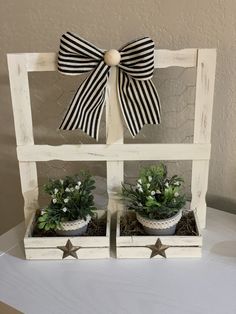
<box><xmin>191</xmin><ymin>49</ymin><xmax>216</xmax><ymax>228</ymax></box>
<box><xmin>24</xmin><ymin>236</ymin><xmax>109</xmax><ymax>249</ymax></box>
<box><xmin>155</xmin><ymin>49</ymin><xmax>197</xmax><ymax>68</ymax></box>
<box><xmin>6</xmin><ymin>50</ymin><xmax>198</xmax><ymax>74</ymax></box>
<box><xmin>117</xmin><ymin>236</ymin><xmax>202</xmax><ymax>247</ymax></box>
<box><xmin>117</xmin><ymin>247</ymin><xmax>202</xmax><ymax>258</ymax></box>
<box><xmin>7</xmin><ymin>54</ymin><xmax>39</xmax><ymax>224</ymax></box>
<box><xmin>25</xmin><ymin>247</ymin><xmax>110</xmax><ymax>260</ymax></box>
<box><xmin>106</xmin><ymin>67</ymin><xmax>124</xmax><ymax>214</ymax></box>
<box><xmin>26</xmin><ymin>53</ymin><xmax>57</xmax><ymax>72</ymax></box>
<box><xmin>17</xmin><ymin>143</ymin><xmax>211</xmax><ymax>162</ymax></box>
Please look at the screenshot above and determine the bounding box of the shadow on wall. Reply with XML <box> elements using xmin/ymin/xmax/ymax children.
<box><xmin>207</xmin><ymin>194</ymin><xmax>236</xmax><ymax>214</ymax></box>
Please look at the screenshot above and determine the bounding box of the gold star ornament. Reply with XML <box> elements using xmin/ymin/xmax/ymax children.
<box><xmin>146</xmin><ymin>238</ymin><xmax>170</xmax><ymax>258</ymax></box>
<box><xmin>57</xmin><ymin>239</ymin><xmax>81</xmax><ymax>259</ymax></box>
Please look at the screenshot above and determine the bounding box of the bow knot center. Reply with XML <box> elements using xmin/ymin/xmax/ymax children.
<box><xmin>104</xmin><ymin>49</ymin><xmax>121</xmax><ymax>66</ymax></box>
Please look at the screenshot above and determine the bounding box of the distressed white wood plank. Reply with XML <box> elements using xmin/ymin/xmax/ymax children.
<box><xmin>117</xmin><ymin>236</ymin><xmax>202</xmax><ymax>247</ymax></box>
<box><xmin>14</xmin><ymin>50</ymin><xmax>197</xmax><ymax>73</ymax></box>
<box><xmin>17</xmin><ymin>143</ymin><xmax>211</xmax><ymax>161</ymax></box>
<box><xmin>154</xmin><ymin>49</ymin><xmax>197</xmax><ymax>68</ymax></box>
<box><xmin>117</xmin><ymin>247</ymin><xmax>202</xmax><ymax>258</ymax></box>
<box><xmin>106</xmin><ymin>67</ymin><xmax>124</xmax><ymax>213</ymax></box>
<box><xmin>26</xmin><ymin>53</ymin><xmax>57</xmax><ymax>72</ymax></box>
<box><xmin>24</xmin><ymin>236</ymin><xmax>109</xmax><ymax>249</ymax></box>
<box><xmin>7</xmin><ymin>54</ymin><xmax>39</xmax><ymax>224</ymax></box>
<box><xmin>191</xmin><ymin>49</ymin><xmax>216</xmax><ymax>228</ymax></box>
<box><xmin>18</xmin><ymin>162</ymin><xmax>39</xmax><ymax>225</ymax></box>
<box><xmin>106</xmin><ymin>67</ymin><xmax>124</xmax><ymax>145</ymax></box>
<box><xmin>7</xmin><ymin>54</ymin><xmax>34</xmax><ymax>146</ymax></box>
<box><xmin>25</xmin><ymin>247</ymin><xmax>110</xmax><ymax>260</ymax></box>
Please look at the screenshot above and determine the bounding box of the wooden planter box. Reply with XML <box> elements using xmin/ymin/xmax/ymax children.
<box><xmin>116</xmin><ymin>210</ymin><xmax>202</xmax><ymax>259</ymax></box>
<box><xmin>24</xmin><ymin>210</ymin><xmax>110</xmax><ymax>260</ymax></box>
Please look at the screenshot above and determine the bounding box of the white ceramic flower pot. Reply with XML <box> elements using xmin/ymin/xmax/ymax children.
<box><xmin>56</xmin><ymin>215</ymin><xmax>91</xmax><ymax>236</ymax></box>
<box><xmin>136</xmin><ymin>210</ymin><xmax>182</xmax><ymax>235</ymax></box>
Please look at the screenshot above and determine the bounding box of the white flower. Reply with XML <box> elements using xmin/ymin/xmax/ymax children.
<box><xmin>54</xmin><ymin>188</ymin><xmax>58</xmax><ymax>194</ymax></box>
<box><xmin>52</xmin><ymin>198</ymin><xmax>57</xmax><ymax>204</ymax></box>
<box><xmin>151</xmin><ymin>190</ymin><xmax>156</xmax><ymax>196</ymax></box>
<box><xmin>60</xmin><ymin>179</ymin><xmax>64</xmax><ymax>185</ymax></box>
<box><xmin>138</xmin><ymin>187</ymin><xmax>143</xmax><ymax>193</ymax></box>
<box><xmin>147</xmin><ymin>183</ymin><xmax>150</xmax><ymax>189</ymax></box>
<box><xmin>165</xmin><ymin>182</ymin><xmax>169</xmax><ymax>187</ymax></box>
<box><xmin>41</xmin><ymin>209</ymin><xmax>46</xmax><ymax>215</ymax></box>
<box><xmin>75</xmin><ymin>185</ymin><xmax>80</xmax><ymax>190</ymax></box>
<box><xmin>70</xmin><ymin>187</ymin><xmax>74</xmax><ymax>192</ymax></box>
<box><xmin>148</xmin><ymin>176</ymin><xmax>152</xmax><ymax>182</ymax></box>
<box><xmin>138</xmin><ymin>179</ymin><xmax>142</xmax><ymax>184</ymax></box>
<box><xmin>138</xmin><ymin>202</ymin><xmax>142</xmax><ymax>206</ymax></box>
<box><xmin>174</xmin><ymin>192</ymin><xmax>179</xmax><ymax>197</ymax></box>
<box><xmin>64</xmin><ymin>198</ymin><xmax>69</xmax><ymax>203</ymax></box>
<box><xmin>174</xmin><ymin>181</ymin><xmax>180</xmax><ymax>186</ymax></box>
<box><xmin>77</xmin><ymin>181</ymin><xmax>81</xmax><ymax>186</ymax></box>
<box><xmin>65</xmin><ymin>187</ymin><xmax>70</xmax><ymax>192</ymax></box>
<box><xmin>62</xmin><ymin>207</ymin><xmax>67</xmax><ymax>212</ymax></box>
<box><xmin>156</xmin><ymin>190</ymin><xmax>161</xmax><ymax>194</ymax></box>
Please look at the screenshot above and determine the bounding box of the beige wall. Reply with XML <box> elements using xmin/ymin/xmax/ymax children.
<box><xmin>1</xmin><ymin>0</ymin><xmax>236</xmax><ymax>235</ymax></box>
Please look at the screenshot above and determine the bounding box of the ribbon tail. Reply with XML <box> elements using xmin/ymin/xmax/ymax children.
<box><xmin>59</xmin><ymin>61</ymin><xmax>110</xmax><ymax>140</ymax></box>
<box><xmin>117</xmin><ymin>69</ymin><xmax>161</xmax><ymax>137</ymax></box>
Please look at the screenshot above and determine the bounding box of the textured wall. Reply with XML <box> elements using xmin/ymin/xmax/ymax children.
<box><xmin>1</xmin><ymin>0</ymin><xmax>236</xmax><ymax>235</ymax></box>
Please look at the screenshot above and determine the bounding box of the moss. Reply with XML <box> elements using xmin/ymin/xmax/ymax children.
<box><xmin>120</xmin><ymin>211</ymin><xmax>198</xmax><ymax>236</ymax></box>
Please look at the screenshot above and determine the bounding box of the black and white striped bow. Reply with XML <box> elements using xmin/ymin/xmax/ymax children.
<box><xmin>58</xmin><ymin>32</ymin><xmax>161</xmax><ymax>140</ymax></box>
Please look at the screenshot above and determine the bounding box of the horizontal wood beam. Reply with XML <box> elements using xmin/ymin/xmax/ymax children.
<box><xmin>7</xmin><ymin>49</ymin><xmax>198</xmax><ymax>73</ymax></box>
<box><xmin>154</xmin><ymin>49</ymin><xmax>197</xmax><ymax>68</ymax></box>
<box><xmin>17</xmin><ymin>143</ymin><xmax>211</xmax><ymax>162</ymax></box>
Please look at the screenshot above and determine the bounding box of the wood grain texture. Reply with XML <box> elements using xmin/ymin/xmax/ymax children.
<box><xmin>191</xmin><ymin>49</ymin><xmax>216</xmax><ymax>228</ymax></box>
<box><xmin>25</xmin><ymin>247</ymin><xmax>110</xmax><ymax>260</ymax></box>
<box><xmin>105</xmin><ymin>67</ymin><xmax>124</xmax><ymax>213</ymax></box>
<box><xmin>116</xmin><ymin>247</ymin><xmax>202</xmax><ymax>258</ymax></box>
<box><xmin>155</xmin><ymin>49</ymin><xmax>197</xmax><ymax>68</ymax></box>
<box><xmin>7</xmin><ymin>54</ymin><xmax>39</xmax><ymax>224</ymax></box>
<box><xmin>17</xmin><ymin>143</ymin><xmax>211</xmax><ymax>161</ymax></box>
<box><xmin>7</xmin><ymin>49</ymin><xmax>198</xmax><ymax>72</ymax></box>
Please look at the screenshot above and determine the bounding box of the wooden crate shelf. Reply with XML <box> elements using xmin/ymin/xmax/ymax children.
<box><xmin>7</xmin><ymin>48</ymin><xmax>216</xmax><ymax>260</ymax></box>
<box><xmin>24</xmin><ymin>210</ymin><xmax>110</xmax><ymax>260</ymax></box>
<box><xmin>116</xmin><ymin>210</ymin><xmax>202</xmax><ymax>259</ymax></box>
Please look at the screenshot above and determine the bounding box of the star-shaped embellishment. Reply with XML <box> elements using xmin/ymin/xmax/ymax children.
<box><xmin>146</xmin><ymin>238</ymin><xmax>170</xmax><ymax>258</ymax></box>
<box><xmin>57</xmin><ymin>239</ymin><xmax>81</xmax><ymax>259</ymax></box>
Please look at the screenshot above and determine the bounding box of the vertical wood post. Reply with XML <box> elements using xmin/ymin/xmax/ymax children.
<box><xmin>191</xmin><ymin>49</ymin><xmax>216</xmax><ymax>228</ymax></box>
<box><xmin>105</xmin><ymin>67</ymin><xmax>124</xmax><ymax>214</ymax></box>
<box><xmin>7</xmin><ymin>54</ymin><xmax>39</xmax><ymax>225</ymax></box>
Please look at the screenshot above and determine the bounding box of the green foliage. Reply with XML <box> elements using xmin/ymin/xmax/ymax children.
<box><xmin>37</xmin><ymin>172</ymin><xmax>96</xmax><ymax>231</ymax></box>
<box><xmin>122</xmin><ymin>164</ymin><xmax>186</xmax><ymax>220</ymax></box>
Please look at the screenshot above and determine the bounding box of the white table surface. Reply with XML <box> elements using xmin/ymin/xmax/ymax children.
<box><xmin>0</xmin><ymin>207</ymin><xmax>235</xmax><ymax>314</ymax></box>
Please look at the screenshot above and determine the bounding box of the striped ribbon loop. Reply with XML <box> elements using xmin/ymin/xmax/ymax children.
<box><xmin>58</xmin><ymin>32</ymin><xmax>161</xmax><ymax>140</ymax></box>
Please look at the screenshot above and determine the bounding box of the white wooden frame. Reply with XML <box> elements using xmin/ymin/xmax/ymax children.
<box><xmin>8</xmin><ymin>49</ymin><xmax>216</xmax><ymax>229</ymax></box>
<box><xmin>8</xmin><ymin>48</ymin><xmax>216</xmax><ymax>258</ymax></box>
